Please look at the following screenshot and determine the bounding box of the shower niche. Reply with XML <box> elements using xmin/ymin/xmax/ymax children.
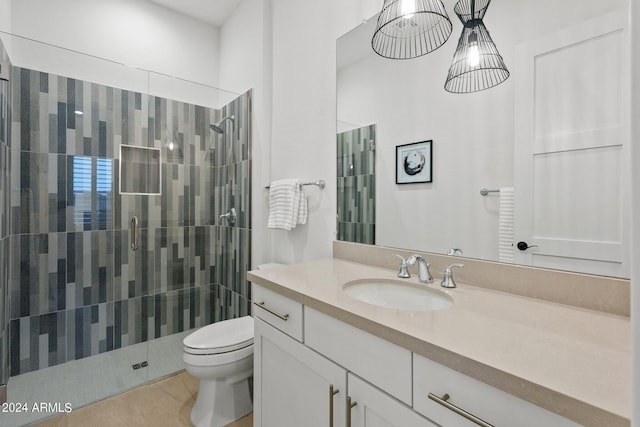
<box><xmin>119</xmin><ymin>145</ymin><xmax>161</xmax><ymax>195</ymax></box>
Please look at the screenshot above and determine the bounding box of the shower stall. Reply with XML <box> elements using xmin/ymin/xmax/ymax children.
<box><xmin>0</xmin><ymin>33</ymin><xmax>252</xmax><ymax>426</ymax></box>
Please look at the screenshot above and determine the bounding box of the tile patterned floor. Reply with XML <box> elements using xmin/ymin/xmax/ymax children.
<box><xmin>2</xmin><ymin>331</ymin><xmax>194</xmax><ymax>427</ymax></box>
<box><xmin>30</xmin><ymin>372</ymin><xmax>253</xmax><ymax>427</ymax></box>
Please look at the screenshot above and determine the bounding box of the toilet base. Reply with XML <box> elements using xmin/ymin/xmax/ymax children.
<box><xmin>191</xmin><ymin>376</ymin><xmax>253</xmax><ymax>427</ymax></box>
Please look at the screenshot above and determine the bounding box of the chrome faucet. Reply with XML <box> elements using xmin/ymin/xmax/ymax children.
<box><xmin>395</xmin><ymin>254</ymin><xmax>411</xmax><ymax>278</ymax></box>
<box><xmin>407</xmin><ymin>254</ymin><xmax>433</xmax><ymax>283</ymax></box>
<box><xmin>441</xmin><ymin>263</ymin><xmax>464</xmax><ymax>288</ymax></box>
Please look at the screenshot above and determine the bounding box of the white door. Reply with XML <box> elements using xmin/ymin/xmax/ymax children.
<box><xmin>254</xmin><ymin>318</ymin><xmax>347</xmax><ymax>427</ymax></box>
<box><xmin>347</xmin><ymin>374</ymin><xmax>437</xmax><ymax>427</ymax></box>
<box><xmin>514</xmin><ymin>10</ymin><xmax>630</xmax><ymax>277</ymax></box>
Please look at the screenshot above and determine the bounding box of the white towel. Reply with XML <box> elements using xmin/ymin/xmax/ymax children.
<box><xmin>268</xmin><ymin>179</ymin><xmax>308</xmax><ymax>230</ymax></box>
<box><xmin>296</xmin><ymin>187</ymin><xmax>308</xmax><ymax>225</ymax></box>
<box><xmin>498</xmin><ymin>187</ymin><xmax>515</xmax><ymax>263</ymax></box>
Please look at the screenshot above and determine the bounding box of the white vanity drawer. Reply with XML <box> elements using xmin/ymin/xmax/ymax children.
<box><xmin>413</xmin><ymin>354</ymin><xmax>581</xmax><ymax>427</ymax></box>
<box><xmin>304</xmin><ymin>307</ymin><xmax>412</xmax><ymax>405</ymax></box>
<box><xmin>252</xmin><ymin>285</ymin><xmax>303</xmax><ymax>342</ymax></box>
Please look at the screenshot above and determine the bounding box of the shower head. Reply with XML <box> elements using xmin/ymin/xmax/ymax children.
<box><xmin>209</xmin><ymin>115</ymin><xmax>235</xmax><ymax>134</ymax></box>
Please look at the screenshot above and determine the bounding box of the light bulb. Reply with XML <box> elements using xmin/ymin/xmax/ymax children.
<box><xmin>168</xmin><ymin>142</ymin><xmax>174</xmax><ymax>151</ymax></box>
<box><xmin>468</xmin><ymin>44</ymin><xmax>480</xmax><ymax>67</ymax></box>
<box><xmin>400</xmin><ymin>0</ymin><xmax>416</xmax><ymax>19</ymax></box>
<box><xmin>467</xmin><ymin>31</ymin><xmax>480</xmax><ymax>67</ymax></box>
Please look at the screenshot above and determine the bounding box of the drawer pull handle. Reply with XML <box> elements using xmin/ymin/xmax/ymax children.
<box><xmin>346</xmin><ymin>396</ymin><xmax>357</xmax><ymax>427</ymax></box>
<box><xmin>329</xmin><ymin>385</ymin><xmax>339</xmax><ymax>427</ymax></box>
<box><xmin>428</xmin><ymin>393</ymin><xmax>495</xmax><ymax>427</ymax></box>
<box><xmin>255</xmin><ymin>302</ymin><xmax>290</xmax><ymax>321</ymax></box>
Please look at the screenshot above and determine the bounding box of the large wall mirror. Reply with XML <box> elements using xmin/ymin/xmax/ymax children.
<box><xmin>337</xmin><ymin>0</ymin><xmax>630</xmax><ymax>278</ymax></box>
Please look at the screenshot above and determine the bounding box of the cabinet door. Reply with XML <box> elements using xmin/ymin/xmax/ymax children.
<box><xmin>347</xmin><ymin>374</ymin><xmax>437</xmax><ymax>427</ymax></box>
<box><xmin>254</xmin><ymin>318</ymin><xmax>347</xmax><ymax>427</ymax></box>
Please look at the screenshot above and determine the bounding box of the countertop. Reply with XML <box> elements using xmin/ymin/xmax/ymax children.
<box><xmin>247</xmin><ymin>258</ymin><xmax>631</xmax><ymax>427</ymax></box>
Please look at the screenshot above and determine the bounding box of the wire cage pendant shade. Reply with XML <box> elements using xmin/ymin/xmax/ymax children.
<box><xmin>372</xmin><ymin>0</ymin><xmax>453</xmax><ymax>60</ymax></box>
<box><xmin>444</xmin><ymin>0</ymin><xmax>509</xmax><ymax>93</ymax></box>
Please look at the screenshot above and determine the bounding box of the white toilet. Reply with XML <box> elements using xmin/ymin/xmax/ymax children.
<box><xmin>183</xmin><ymin>315</ymin><xmax>254</xmax><ymax>427</ymax></box>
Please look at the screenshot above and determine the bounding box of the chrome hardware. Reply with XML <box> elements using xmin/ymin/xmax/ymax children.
<box><xmin>346</xmin><ymin>396</ymin><xmax>357</xmax><ymax>427</ymax></box>
<box><xmin>219</xmin><ymin>207</ymin><xmax>237</xmax><ymax>226</ymax></box>
<box><xmin>447</xmin><ymin>248</ymin><xmax>463</xmax><ymax>256</ymax></box>
<box><xmin>441</xmin><ymin>263</ymin><xmax>464</xmax><ymax>288</ymax></box>
<box><xmin>428</xmin><ymin>393</ymin><xmax>494</xmax><ymax>427</ymax></box>
<box><xmin>407</xmin><ymin>255</ymin><xmax>433</xmax><ymax>283</ymax></box>
<box><xmin>395</xmin><ymin>254</ymin><xmax>410</xmax><ymax>278</ymax></box>
<box><xmin>254</xmin><ymin>301</ymin><xmax>289</xmax><ymax>321</ymax></box>
<box><xmin>265</xmin><ymin>179</ymin><xmax>326</xmax><ymax>190</ymax></box>
<box><xmin>479</xmin><ymin>188</ymin><xmax>499</xmax><ymax>196</ymax></box>
<box><xmin>130</xmin><ymin>216</ymin><xmax>139</xmax><ymax>251</ymax></box>
<box><xmin>329</xmin><ymin>385</ymin><xmax>339</xmax><ymax>427</ymax></box>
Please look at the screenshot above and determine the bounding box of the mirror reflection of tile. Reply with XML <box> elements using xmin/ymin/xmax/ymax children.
<box><xmin>337</xmin><ymin>124</ymin><xmax>376</xmax><ymax>245</ymax></box>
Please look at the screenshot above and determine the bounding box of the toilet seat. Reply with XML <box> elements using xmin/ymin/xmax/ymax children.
<box><xmin>183</xmin><ymin>316</ymin><xmax>254</xmax><ymax>355</ymax></box>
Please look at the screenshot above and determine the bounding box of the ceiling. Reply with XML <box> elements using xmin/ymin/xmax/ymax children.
<box><xmin>147</xmin><ymin>0</ymin><xmax>242</xmax><ymax>27</ymax></box>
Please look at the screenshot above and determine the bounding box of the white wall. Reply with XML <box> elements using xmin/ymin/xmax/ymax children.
<box><xmin>0</xmin><ymin>0</ymin><xmax>10</xmax><ymax>34</ymax></box>
<box><xmin>9</xmin><ymin>0</ymin><xmax>220</xmax><ymax>90</ymax></box>
<box><xmin>337</xmin><ymin>0</ymin><xmax>627</xmax><ymax>261</ymax></box>
<box><xmin>630</xmin><ymin>0</ymin><xmax>639</xmax><ymax>423</ymax></box>
<box><xmin>267</xmin><ymin>0</ymin><xmax>379</xmax><ymax>264</ymax></box>
<box><xmin>219</xmin><ymin>0</ymin><xmax>272</xmax><ymax>267</ymax></box>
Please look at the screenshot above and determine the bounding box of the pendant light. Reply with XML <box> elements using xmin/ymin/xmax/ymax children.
<box><xmin>372</xmin><ymin>0</ymin><xmax>453</xmax><ymax>60</ymax></box>
<box><xmin>445</xmin><ymin>0</ymin><xmax>509</xmax><ymax>93</ymax></box>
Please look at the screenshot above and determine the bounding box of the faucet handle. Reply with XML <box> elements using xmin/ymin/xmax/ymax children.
<box><xmin>441</xmin><ymin>264</ymin><xmax>464</xmax><ymax>288</ymax></box>
<box><xmin>444</xmin><ymin>263</ymin><xmax>464</xmax><ymax>272</ymax></box>
<box><xmin>394</xmin><ymin>254</ymin><xmax>410</xmax><ymax>278</ymax></box>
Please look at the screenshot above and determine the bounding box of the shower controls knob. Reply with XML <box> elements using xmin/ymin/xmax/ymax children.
<box><xmin>516</xmin><ymin>241</ymin><xmax>538</xmax><ymax>251</ymax></box>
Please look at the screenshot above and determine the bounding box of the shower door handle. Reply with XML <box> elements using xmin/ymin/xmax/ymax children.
<box><xmin>130</xmin><ymin>216</ymin><xmax>139</xmax><ymax>251</ymax></box>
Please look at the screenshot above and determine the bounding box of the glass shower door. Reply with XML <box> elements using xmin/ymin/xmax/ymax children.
<box><xmin>0</xmin><ymin>29</ymin><xmax>252</xmax><ymax>427</ymax></box>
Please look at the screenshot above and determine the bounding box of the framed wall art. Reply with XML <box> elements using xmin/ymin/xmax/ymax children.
<box><xmin>396</xmin><ymin>140</ymin><xmax>432</xmax><ymax>184</ymax></box>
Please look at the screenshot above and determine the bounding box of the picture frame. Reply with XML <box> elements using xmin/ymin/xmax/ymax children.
<box><xmin>396</xmin><ymin>140</ymin><xmax>432</xmax><ymax>184</ymax></box>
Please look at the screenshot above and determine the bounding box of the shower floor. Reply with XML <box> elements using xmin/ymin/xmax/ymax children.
<box><xmin>2</xmin><ymin>330</ymin><xmax>194</xmax><ymax>427</ymax></box>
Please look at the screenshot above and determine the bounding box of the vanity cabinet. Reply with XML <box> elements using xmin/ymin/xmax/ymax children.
<box><xmin>413</xmin><ymin>354</ymin><xmax>582</xmax><ymax>427</ymax></box>
<box><xmin>304</xmin><ymin>307</ymin><xmax>412</xmax><ymax>405</ymax></box>
<box><xmin>348</xmin><ymin>374</ymin><xmax>437</xmax><ymax>427</ymax></box>
<box><xmin>254</xmin><ymin>318</ymin><xmax>347</xmax><ymax>427</ymax></box>
<box><xmin>253</xmin><ymin>284</ymin><xmax>582</xmax><ymax>427</ymax></box>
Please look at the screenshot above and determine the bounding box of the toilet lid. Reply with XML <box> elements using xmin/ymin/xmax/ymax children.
<box><xmin>183</xmin><ymin>316</ymin><xmax>254</xmax><ymax>354</ymax></box>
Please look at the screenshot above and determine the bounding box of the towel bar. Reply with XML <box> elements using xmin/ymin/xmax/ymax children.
<box><xmin>265</xmin><ymin>179</ymin><xmax>326</xmax><ymax>190</ymax></box>
<box><xmin>480</xmin><ymin>188</ymin><xmax>500</xmax><ymax>196</ymax></box>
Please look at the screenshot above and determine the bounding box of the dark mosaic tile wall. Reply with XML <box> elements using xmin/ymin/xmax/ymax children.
<box><xmin>337</xmin><ymin>125</ymin><xmax>376</xmax><ymax>245</ymax></box>
<box><xmin>6</xmin><ymin>65</ymin><xmax>252</xmax><ymax>376</ymax></box>
<box><xmin>0</xmin><ymin>39</ymin><xmax>10</xmax><ymax>386</ymax></box>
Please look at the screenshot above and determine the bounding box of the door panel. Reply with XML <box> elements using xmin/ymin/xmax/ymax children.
<box><xmin>514</xmin><ymin>10</ymin><xmax>629</xmax><ymax>277</ymax></box>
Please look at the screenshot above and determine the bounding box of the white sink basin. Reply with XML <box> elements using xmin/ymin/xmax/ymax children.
<box><xmin>342</xmin><ymin>279</ymin><xmax>453</xmax><ymax>312</ymax></box>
